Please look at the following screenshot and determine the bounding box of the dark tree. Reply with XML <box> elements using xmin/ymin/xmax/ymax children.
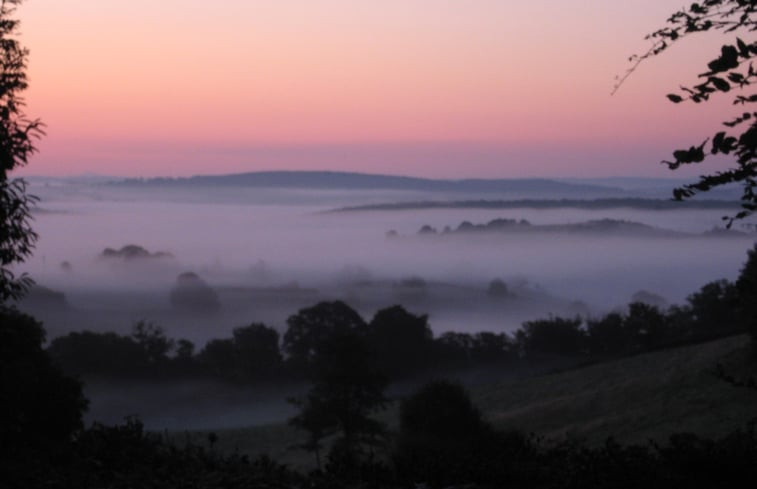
<box><xmin>198</xmin><ymin>338</ymin><xmax>236</xmax><ymax>378</ymax></box>
<box><xmin>283</xmin><ymin>300</ymin><xmax>366</xmax><ymax>374</ymax></box>
<box><xmin>517</xmin><ymin>316</ymin><xmax>586</xmax><ymax>358</ymax></box>
<box><xmin>169</xmin><ymin>272</ymin><xmax>221</xmax><ymax>314</ymax></box>
<box><xmin>0</xmin><ymin>0</ymin><xmax>43</xmax><ymax>303</ymax></box>
<box><xmin>367</xmin><ymin>305</ymin><xmax>433</xmax><ymax>377</ymax></box>
<box><xmin>289</xmin><ymin>391</ymin><xmax>334</xmax><ymax>471</ymax></box>
<box><xmin>686</xmin><ymin>279</ymin><xmax>743</xmax><ymax>337</ymax></box>
<box><xmin>616</xmin><ymin>1</ymin><xmax>757</xmax><ymax>225</ymax></box>
<box><xmin>131</xmin><ymin>320</ymin><xmax>173</xmax><ymax>367</ymax></box>
<box><xmin>398</xmin><ymin>380</ymin><xmax>487</xmax><ymax>443</ymax></box>
<box><xmin>289</xmin><ymin>328</ymin><xmax>387</xmax><ymax>474</ymax></box>
<box><xmin>196</xmin><ymin>323</ymin><xmax>283</xmax><ymax>380</ymax></box>
<box><xmin>0</xmin><ymin>307</ymin><xmax>87</xmax><ymax>447</ymax></box>
<box><xmin>736</xmin><ymin>243</ymin><xmax>757</xmax><ymax>347</ymax></box>
<box><xmin>586</xmin><ymin>312</ymin><xmax>632</xmax><ymax>358</ymax></box>
<box><xmin>48</xmin><ymin>330</ymin><xmax>146</xmax><ymax>376</ymax></box>
<box><xmin>470</xmin><ymin>331</ymin><xmax>515</xmax><ymax>365</ymax></box>
<box><xmin>434</xmin><ymin>331</ymin><xmax>475</xmax><ymax>369</ymax></box>
<box><xmin>487</xmin><ymin>278</ymin><xmax>511</xmax><ymax>298</ymax></box>
<box><xmin>231</xmin><ymin>322</ymin><xmax>282</xmax><ymax>379</ymax></box>
<box><xmin>394</xmin><ymin>380</ymin><xmax>508</xmax><ymax>487</ymax></box>
<box><xmin>175</xmin><ymin>338</ymin><xmax>195</xmax><ymax>360</ymax></box>
<box><xmin>624</xmin><ymin>302</ymin><xmax>671</xmax><ymax>351</ymax></box>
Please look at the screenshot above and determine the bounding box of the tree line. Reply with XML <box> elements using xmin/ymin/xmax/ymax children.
<box><xmin>45</xmin><ymin>244</ymin><xmax>757</xmax><ymax>383</ymax></box>
<box><xmin>4</xmin><ymin>302</ymin><xmax>757</xmax><ymax>489</ymax></box>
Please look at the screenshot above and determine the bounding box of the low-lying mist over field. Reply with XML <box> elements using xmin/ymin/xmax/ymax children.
<box><xmin>13</xmin><ymin>172</ymin><xmax>756</xmax><ymax>430</ymax></box>
<box><xmin>18</xmin><ymin>173</ymin><xmax>755</xmax><ymax>342</ymax></box>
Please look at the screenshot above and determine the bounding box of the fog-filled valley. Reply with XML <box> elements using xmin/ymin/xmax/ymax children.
<box><xmin>10</xmin><ymin>173</ymin><xmax>755</xmax><ymax>430</ymax></box>
<box><xmin>20</xmin><ymin>174</ymin><xmax>754</xmax><ymax>340</ymax></box>
<box><xmin>7</xmin><ymin>0</ymin><xmax>757</xmax><ymax>484</ymax></box>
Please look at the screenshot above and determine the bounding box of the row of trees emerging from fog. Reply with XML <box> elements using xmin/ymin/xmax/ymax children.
<box><xmin>5</xmin><ymin>248</ymin><xmax>757</xmax><ymax>488</ymax></box>
<box><xmin>6</xmin><ymin>299</ymin><xmax>757</xmax><ymax>489</ymax></box>
<box><xmin>47</xmin><ymin>245</ymin><xmax>757</xmax><ymax>383</ymax></box>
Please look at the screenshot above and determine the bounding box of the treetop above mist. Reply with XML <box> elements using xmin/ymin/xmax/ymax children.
<box><xmin>100</xmin><ymin>244</ymin><xmax>173</xmax><ymax>261</ymax></box>
<box><xmin>404</xmin><ymin>217</ymin><xmax>751</xmax><ymax>239</ymax></box>
<box><xmin>332</xmin><ymin>197</ymin><xmax>744</xmax><ymax>213</ymax></box>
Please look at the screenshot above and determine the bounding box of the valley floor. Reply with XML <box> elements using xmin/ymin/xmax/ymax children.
<box><xmin>181</xmin><ymin>335</ymin><xmax>756</xmax><ymax>469</ymax></box>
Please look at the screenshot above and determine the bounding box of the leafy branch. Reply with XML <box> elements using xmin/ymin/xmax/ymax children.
<box><xmin>615</xmin><ymin>1</ymin><xmax>757</xmax><ymax>225</ymax></box>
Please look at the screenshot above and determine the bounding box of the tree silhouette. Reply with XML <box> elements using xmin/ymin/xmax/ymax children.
<box><xmin>230</xmin><ymin>322</ymin><xmax>282</xmax><ymax>380</ymax></box>
<box><xmin>367</xmin><ymin>305</ymin><xmax>433</xmax><ymax>378</ymax></box>
<box><xmin>0</xmin><ymin>0</ymin><xmax>43</xmax><ymax>303</ymax></box>
<box><xmin>283</xmin><ymin>300</ymin><xmax>367</xmax><ymax>375</ymax></box>
<box><xmin>516</xmin><ymin>316</ymin><xmax>586</xmax><ymax>358</ymax></box>
<box><xmin>736</xmin><ymin>243</ymin><xmax>757</xmax><ymax>348</ymax></box>
<box><xmin>616</xmin><ymin>1</ymin><xmax>757</xmax><ymax>225</ymax></box>
<box><xmin>131</xmin><ymin>320</ymin><xmax>173</xmax><ymax>367</ymax></box>
<box><xmin>288</xmin><ymin>328</ymin><xmax>387</xmax><ymax>474</ymax></box>
<box><xmin>0</xmin><ymin>307</ymin><xmax>87</xmax><ymax>447</ymax></box>
<box><xmin>394</xmin><ymin>380</ymin><xmax>503</xmax><ymax>486</ymax></box>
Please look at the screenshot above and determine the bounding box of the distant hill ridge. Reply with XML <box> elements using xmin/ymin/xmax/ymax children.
<box><xmin>112</xmin><ymin>171</ymin><xmax>623</xmax><ymax>194</ymax></box>
<box><xmin>331</xmin><ymin>198</ymin><xmax>741</xmax><ymax>212</ymax></box>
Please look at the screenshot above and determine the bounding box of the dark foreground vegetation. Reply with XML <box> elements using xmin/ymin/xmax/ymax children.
<box><xmin>1</xmin><ymin>245</ymin><xmax>756</xmax><ymax>488</ymax></box>
<box><xmin>2</xmin><ymin>0</ymin><xmax>756</xmax><ymax>485</ymax></box>
<box><xmin>3</xmin><ymin>307</ymin><xmax>757</xmax><ymax>489</ymax></box>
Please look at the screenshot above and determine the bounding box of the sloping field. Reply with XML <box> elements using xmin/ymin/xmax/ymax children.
<box><xmin>185</xmin><ymin>335</ymin><xmax>756</xmax><ymax>467</ymax></box>
<box><xmin>476</xmin><ymin>335</ymin><xmax>756</xmax><ymax>444</ymax></box>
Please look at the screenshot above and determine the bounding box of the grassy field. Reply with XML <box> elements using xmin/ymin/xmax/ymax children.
<box><xmin>181</xmin><ymin>335</ymin><xmax>756</xmax><ymax>469</ymax></box>
<box><xmin>477</xmin><ymin>335</ymin><xmax>757</xmax><ymax>444</ymax></box>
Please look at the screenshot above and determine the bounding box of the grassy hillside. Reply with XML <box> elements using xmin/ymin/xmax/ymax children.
<box><xmin>183</xmin><ymin>335</ymin><xmax>756</xmax><ymax>468</ymax></box>
<box><xmin>477</xmin><ymin>335</ymin><xmax>756</xmax><ymax>444</ymax></box>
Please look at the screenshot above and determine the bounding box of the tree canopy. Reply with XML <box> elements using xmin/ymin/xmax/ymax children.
<box><xmin>0</xmin><ymin>0</ymin><xmax>43</xmax><ymax>302</ymax></box>
<box><xmin>616</xmin><ymin>0</ymin><xmax>757</xmax><ymax>225</ymax></box>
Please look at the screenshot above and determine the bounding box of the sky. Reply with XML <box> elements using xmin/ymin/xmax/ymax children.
<box><xmin>13</xmin><ymin>0</ymin><xmax>744</xmax><ymax>178</ymax></box>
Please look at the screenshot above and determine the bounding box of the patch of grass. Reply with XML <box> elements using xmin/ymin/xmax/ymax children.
<box><xmin>475</xmin><ymin>335</ymin><xmax>756</xmax><ymax>444</ymax></box>
<box><xmin>173</xmin><ymin>336</ymin><xmax>756</xmax><ymax>468</ymax></box>
<box><xmin>168</xmin><ymin>422</ymin><xmax>315</xmax><ymax>469</ymax></box>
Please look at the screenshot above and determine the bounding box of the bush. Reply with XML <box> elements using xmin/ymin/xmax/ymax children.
<box><xmin>0</xmin><ymin>307</ymin><xmax>87</xmax><ymax>448</ymax></box>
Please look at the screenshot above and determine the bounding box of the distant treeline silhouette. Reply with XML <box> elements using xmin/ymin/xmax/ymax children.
<box><xmin>48</xmin><ymin>244</ymin><xmax>757</xmax><ymax>382</ymax></box>
<box><xmin>333</xmin><ymin>197</ymin><xmax>743</xmax><ymax>213</ymax></box>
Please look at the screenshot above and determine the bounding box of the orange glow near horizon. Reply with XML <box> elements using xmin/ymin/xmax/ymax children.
<box><xmin>14</xmin><ymin>0</ymin><xmax>740</xmax><ymax>178</ymax></box>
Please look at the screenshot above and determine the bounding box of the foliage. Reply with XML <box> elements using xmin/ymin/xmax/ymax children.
<box><xmin>45</xmin><ymin>255</ymin><xmax>755</xmax><ymax>382</ymax></box>
<box><xmin>616</xmin><ymin>0</ymin><xmax>757</xmax><ymax>225</ymax></box>
<box><xmin>624</xmin><ymin>302</ymin><xmax>671</xmax><ymax>351</ymax></box>
<box><xmin>517</xmin><ymin>316</ymin><xmax>586</xmax><ymax>358</ymax></box>
<box><xmin>197</xmin><ymin>324</ymin><xmax>283</xmax><ymax>381</ymax></box>
<box><xmin>586</xmin><ymin>312</ymin><xmax>632</xmax><ymax>358</ymax></box>
<box><xmin>0</xmin><ymin>306</ymin><xmax>87</xmax><ymax>448</ymax></box>
<box><xmin>487</xmin><ymin>277</ymin><xmax>511</xmax><ymax>297</ymax></box>
<box><xmin>289</xmin><ymin>328</ymin><xmax>388</xmax><ymax>475</ymax></box>
<box><xmin>2</xmin><ymin>416</ymin><xmax>301</xmax><ymax>489</ymax></box>
<box><xmin>736</xmin><ymin>243</ymin><xmax>757</xmax><ymax>347</ymax></box>
<box><xmin>131</xmin><ymin>320</ymin><xmax>174</xmax><ymax>366</ymax></box>
<box><xmin>394</xmin><ymin>377</ymin><xmax>757</xmax><ymax>488</ymax></box>
<box><xmin>42</xmin><ymin>244</ymin><xmax>757</xmax><ymax>382</ymax></box>
<box><xmin>48</xmin><ymin>330</ymin><xmax>148</xmax><ymax>376</ymax></box>
<box><xmin>367</xmin><ymin>305</ymin><xmax>433</xmax><ymax>377</ymax></box>
<box><xmin>229</xmin><ymin>322</ymin><xmax>283</xmax><ymax>379</ymax></box>
<box><xmin>394</xmin><ymin>380</ymin><xmax>504</xmax><ymax>487</ymax></box>
<box><xmin>0</xmin><ymin>0</ymin><xmax>43</xmax><ymax>303</ymax></box>
<box><xmin>283</xmin><ymin>300</ymin><xmax>367</xmax><ymax>374</ymax></box>
<box><xmin>169</xmin><ymin>271</ymin><xmax>221</xmax><ymax>314</ymax></box>
<box><xmin>48</xmin><ymin>321</ymin><xmax>182</xmax><ymax>377</ymax></box>
<box><xmin>686</xmin><ymin>278</ymin><xmax>743</xmax><ymax>335</ymax></box>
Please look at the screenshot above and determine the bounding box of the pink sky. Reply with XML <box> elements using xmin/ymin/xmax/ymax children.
<box><xmin>14</xmin><ymin>0</ymin><xmax>742</xmax><ymax>178</ymax></box>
